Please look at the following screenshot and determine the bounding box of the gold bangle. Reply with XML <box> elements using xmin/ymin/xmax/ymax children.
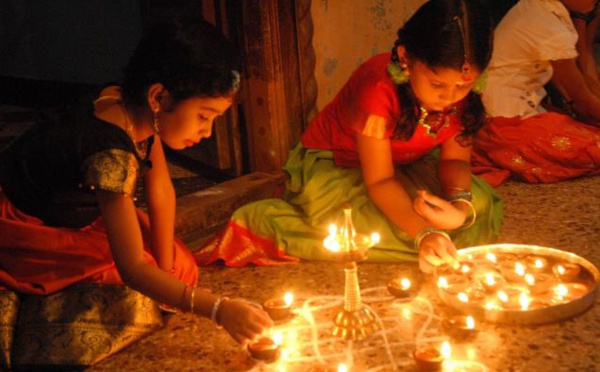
<box><xmin>414</xmin><ymin>227</ymin><xmax>451</xmax><ymax>252</ymax></box>
<box><xmin>190</xmin><ymin>286</ymin><xmax>196</xmax><ymax>315</ymax></box>
<box><xmin>451</xmin><ymin>198</ymin><xmax>477</xmax><ymax>229</ymax></box>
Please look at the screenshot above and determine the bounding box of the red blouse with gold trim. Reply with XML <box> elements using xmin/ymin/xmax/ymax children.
<box><xmin>301</xmin><ymin>52</ymin><xmax>464</xmax><ymax>166</ymax></box>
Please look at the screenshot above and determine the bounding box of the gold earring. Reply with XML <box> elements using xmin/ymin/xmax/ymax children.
<box><xmin>153</xmin><ymin>109</ymin><xmax>161</xmax><ymax>134</ymax></box>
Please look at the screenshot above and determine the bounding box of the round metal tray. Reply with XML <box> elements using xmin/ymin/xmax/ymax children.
<box><xmin>436</xmin><ymin>244</ymin><xmax>599</xmax><ymax>325</ymax></box>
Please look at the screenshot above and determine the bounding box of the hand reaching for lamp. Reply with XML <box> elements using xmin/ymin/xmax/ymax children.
<box><xmin>416</xmin><ymin>230</ymin><xmax>459</xmax><ymax>274</ymax></box>
<box><xmin>217</xmin><ymin>299</ymin><xmax>274</xmax><ymax>344</ymax></box>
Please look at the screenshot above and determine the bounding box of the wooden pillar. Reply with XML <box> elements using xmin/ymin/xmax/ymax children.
<box><xmin>240</xmin><ymin>0</ymin><xmax>317</xmax><ymax>172</ymax></box>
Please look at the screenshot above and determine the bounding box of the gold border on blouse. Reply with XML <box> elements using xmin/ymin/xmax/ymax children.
<box><xmin>82</xmin><ymin>149</ymin><xmax>139</xmax><ymax>196</ymax></box>
<box><xmin>361</xmin><ymin>114</ymin><xmax>389</xmax><ymax>139</ymax></box>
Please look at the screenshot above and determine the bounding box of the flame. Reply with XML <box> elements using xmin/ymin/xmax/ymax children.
<box><xmin>556</xmin><ymin>265</ymin><xmax>566</xmax><ymax>275</ymax></box>
<box><xmin>555</xmin><ymin>284</ymin><xmax>568</xmax><ymax>298</ymax></box>
<box><xmin>328</xmin><ymin>224</ymin><xmax>337</xmax><ymax>235</ymax></box>
<box><xmin>484</xmin><ymin>272</ymin><xmax>496</xmax><ymax>285</ymax></box>
<box><xmin>485</xmin><ymin>301</ymin><xmax>498</xmax><ymax>310</ymax></box>
<box><xmin>466</xmin><ymin>316</ymin><xmax>475</xmax><ymax>329</ymax></box>
<box><xmin>273</xmin><ymin>331</ymin><xmax>283</xmax><ymax>345</ymax></box>
<box><xmin>400</xmin><ymin>278</ymin><xmax>411</xmax><ymax>290</ymax></box>
<box><xmin>323</xmin><ymin>236</ymin><xmax>341</xmax><ymax>252</ymax></box>
<box><xmin>515</xmin><ymin>262</ymin><xmax>526</xmax><ymax>276</ymax></box>
<box><xmin>486</xmin><ymin>252</ymin><xmax>497</xmax><ymax>263</ymax></box>
<box><xmin>438</xmin><ymin>276</ymin><xmax>449</xmax><ymax>289</ymax></box>
<box><xmin>323</xmin><ymin>224</ymin><xmax>340</xmax><ymax>251</ymax></box>
<box><xmin>534</xmin><ymin>259</ymin><xmax>545</xmax><ymax>268</ymax></box>
<box><xmin>457</xmin><ymin>292</ymin><xmax>469</xmax><ymax>303</ymax></box>
<box><xmin>441</xmin><ymin>341</ymin><xmax>452</xmax><ymax>359</ymax></box>
<box><xmin>402</xmin><ymin>307</ymin><xmax>412</xmax><ymax>320</ymax></box>
<box><xmin>460</xmin><ymin>264</ymin><xmax>471</xmax><ymax>274</ymax></box>
<box><xmin>323</xmin><ymin>223</ymin><xmax>378</xmax><ymax>252</ymax></box>
<box><xmin>519</xmin><ymin>292</ymin><xmax>531</xmax><ymax>310</ymax></box>
<box><xmin>337</xmin><ymin>364</ymin><xmax>348</xmax><ymax>372</ymax></box>
<box><xmin>497</xmin><ymin>290</ymin><xmax>508</xmax><ymax>303</ymax></box>
<box><xmin>371</xmin><ymin>232</ymin><xmax>381</xmax><ymax>244</ymax></box>
<box><xmin>284</xmin><ymin>292</ymin><xmax>294</xmax><ymax>306</ymax></box>
<box><xmin>524</xmin><ymin>274</ymin><xmax>535</xmax><ymax>286</ymax></box>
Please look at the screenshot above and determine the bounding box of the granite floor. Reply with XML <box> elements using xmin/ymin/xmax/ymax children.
<box><xmin>83</xmin><ymin>175</ymin><xmax>600</xmax><ymax>372</ymax></box>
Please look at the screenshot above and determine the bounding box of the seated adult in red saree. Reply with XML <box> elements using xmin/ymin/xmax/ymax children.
<box><xmin>472</xmin><ymin>0</ymin><xmax>600</xmax><ymax>186</ymax></box>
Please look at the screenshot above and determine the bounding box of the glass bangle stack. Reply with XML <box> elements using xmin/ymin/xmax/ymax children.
<box><xmin>435</xmin><ymin>244</ymin><xmax>599</xmax><ymax>325</ymax></box>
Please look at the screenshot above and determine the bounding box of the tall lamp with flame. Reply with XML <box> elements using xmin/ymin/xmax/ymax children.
<box><xmin>323</xmin><ymin>204</ymin><xmax>381</xmax><ymax>341</ymax></box>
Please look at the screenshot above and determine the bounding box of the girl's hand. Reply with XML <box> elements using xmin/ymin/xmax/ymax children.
<box><xmin>413</xmin><ymin>190</ymin><xmax>467</xmax><ymax>230</ymax></box>
<box><xmin>218</xmin><ymin>299</ymin><xmax>274</xmax><ymax>344</ymax></box>
<box><xmin>417</xmin><ymin>232</ymin><xmax>458</xmax><ymax>274</ymax></box>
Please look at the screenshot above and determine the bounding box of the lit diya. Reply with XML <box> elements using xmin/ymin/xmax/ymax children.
<box><xmin>550</xmin><ymin>283</ymin><xmax>589</xmax><ymax>304</ymax></box>
<box><xmin>523</xmin><ymin>273</ymin><xmax>556</xmax><ymax>295</ymax></box>
<box><xmin>496</xmin><ymin>286</ymin><xmax>528</xmax><ymax>310</ymax></box>
<box><xmin>263</xmin><ymin>292</ymin><xmax>294</xmax><ymax>321</ymax></box>
<box><xmin>552</xmin><ymin>262</ymin><xmax>581</xmax><ymax>282</ymax></box>
<box><xmin>498</xmin><ymin>260</ymin><xmax>528</xmax><ymax>284</ymax></box>
<box><xmin>524</xmin><ymin>255</ymin><xmax>549</xmax><ymax>273</ymax></box>
<box><xmin>442</xmin><ymin>315</ymin><xmax>477</xmax><ymax>341</ymax></box>
<box><xmin>247</xmin><ymin>335</ymin><xmax>282</xmax><ymax>361</ymax></box>
<box><xmin>387</xmin><ymin>277</ymin><xmax>414</xmax><ymax>298</ymax></box>
<box><xmin>475</xmin><ymin>270</ymin><xmax>506</xmax><ymax>293</ymax></box>
<box><xmin>413</xmin><ymin>346</ymin><xmax>444</xmax><ymax>371</ymax></box>
<box><xmin>437</xmin><ymin>274</ymin><xmax>470</xmax><ymax>295</ymax></box>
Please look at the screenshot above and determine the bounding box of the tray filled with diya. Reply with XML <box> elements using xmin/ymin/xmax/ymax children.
<box><xmin>435</xmin><ymin>244</ymin><xmax>599</xmax><ymax>325</ymax></box>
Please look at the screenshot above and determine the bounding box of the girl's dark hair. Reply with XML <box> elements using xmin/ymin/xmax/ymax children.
<box><xmin>391</xmin><ymin>0</ymin><xmax>493</xmax><ymax>142</ymax></box>
<box><xmin>122</xmin><ymin>16</ymin><xmax>241</xmax><ymax>107</ymax></box>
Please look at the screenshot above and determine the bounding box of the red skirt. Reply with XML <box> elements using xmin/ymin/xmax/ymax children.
<box><xmin>0</xmin><ymin>190</ymin><xmax>198</xmax><ymax>295</ymax></box>
<box><xmin>472</xmin><ymin>113</ymin><xmax>600</xmax><ymax>187</ymax></box>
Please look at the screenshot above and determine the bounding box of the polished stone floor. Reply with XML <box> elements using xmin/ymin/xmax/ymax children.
<box><xmin>86</xmin><ymin>176</ymin><xmax>600</xmax><ymax>372</ymax></box>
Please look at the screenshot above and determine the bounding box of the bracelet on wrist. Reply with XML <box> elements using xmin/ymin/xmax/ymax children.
<box><xmin>413</xmin><ymin>227</ymin><xmax>451</xmax><ymax>252</ymax></box>
<box><xmin>447</xmin><ymin>190</ymin><xmax>473</xmax><ymax>202</ymax></box>
<box><xmin>449</xmin><ymin>198</ymin><xmax>477</xmax><ymax>229</ymax></box>
<box><xmin>211</xmin><ymin>296</ymin><xmax>230</xmax><ymax>329</ymax></box>
<box><xmin>189</xmin><ymin>285</ymin><xmax>196</xmax><ymax>315</ymax></box>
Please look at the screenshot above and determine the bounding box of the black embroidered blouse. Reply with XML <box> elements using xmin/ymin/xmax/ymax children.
<box><xmin>0</xmin><ymin>103</ymin><xmax>153</xmax><ymax>228</ymax></box>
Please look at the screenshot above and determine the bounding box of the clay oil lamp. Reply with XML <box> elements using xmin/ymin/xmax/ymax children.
<box><xmin>387</xmin><ymin>277</ymin><xmax>414</xmax><ymax>298</ymax></box>
<box><xmin>413</xmin><ymin>342</ymin><xmax>448</xmax><ymax>371</ymax></box>
<box><xmin>552</xmin><ymin>262</ymin><xmax>581</xmax><ymax>282</ymax></box>
<box><xmin>247</xmin><ymin>332</ymin><xmax>283</xmax><ymax>362</ymax></box>
<box><xmin>263</xmin><ymin>292</ymin><xmax>294</xmax><ymax>321</ymax></box>
<box><xmin>442</xmin><ymin>315</ymin><xmax>477</xmax><ymax>341</ymax></box>
<box><xmin>524</xmin><ymin>273</ymin><xmax>555</xmax><ymax>295</ymax></box>
<box><xmin>524</xmin><ymin>255</ymin><xmax>549</xmax><ymax>273</ymax></box>
<box><xmin>437</xmin><ymin>275</ymin><xmax>470</xmax><ymax>295</ymax></box>
<box><xmin>476</xmin><ymin>270</ymin><xmax>506</xmax><ymax>293</ymax></box>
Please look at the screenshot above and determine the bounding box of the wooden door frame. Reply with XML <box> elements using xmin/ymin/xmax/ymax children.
<box><xmin>239</xmin><ymin>0</ymin><xmax>318</xmax><ymax>173</ymax></box>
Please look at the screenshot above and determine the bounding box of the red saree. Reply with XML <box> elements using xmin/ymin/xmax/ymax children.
<box><xmin>0</xmin><ymin>190</ymin><xmax>198</xmax><ymax>295</ymax></box>
<box><xmin>472</xmin><ymin>113</ymin><xmax>600</xmax><ymax>187</ymax></box>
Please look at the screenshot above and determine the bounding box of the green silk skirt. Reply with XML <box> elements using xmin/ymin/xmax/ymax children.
<box><xmin>215</xmin><ymin>143</ymin><xmax>503</xmax><ymax>263</ymax></box>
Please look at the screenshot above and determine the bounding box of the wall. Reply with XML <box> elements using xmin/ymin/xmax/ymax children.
<box><xmin>310</xmin><ymin>0</ymin><xmax>426</xmax><ymax>110</ymax></box>
<box><xmin>0</xmin><ymin>1</ymin><xmax>142</xmax><ymax>84</ymax></box>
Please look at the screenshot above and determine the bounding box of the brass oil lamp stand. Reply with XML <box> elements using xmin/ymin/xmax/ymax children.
<box><xmin>324</xmin><ymin>205</ymin><xmax>381</xmax><ymax>341</ymax></box>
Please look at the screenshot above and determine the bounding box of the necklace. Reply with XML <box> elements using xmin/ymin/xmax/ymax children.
<box><xmin>417</xmin><ymin>106</ymin><xmax>457</xmax><ymax>137</ymax></box>
<box><xmin>121</xmin><ymin>102</ymin><xmax>148</xmax><ymax>158</ymax></box>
